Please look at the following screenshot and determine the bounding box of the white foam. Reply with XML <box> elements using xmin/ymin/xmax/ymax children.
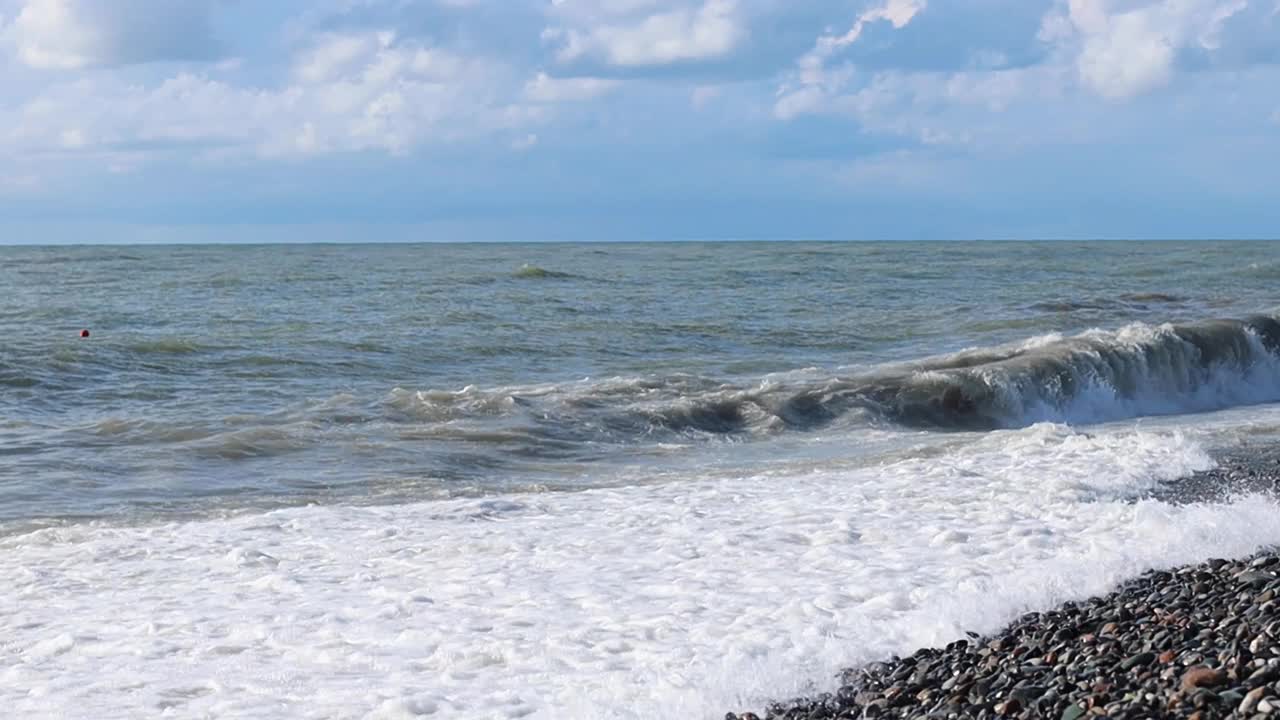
<box><xmin>1022</xmin><ymin>323</ymin><xmax>1280</xmax><ymax>425</ymax></box>
<box><xmin>4</xmin><ymin>424</ymin><xmax>1280</xmax><ymax>719</ymax></box>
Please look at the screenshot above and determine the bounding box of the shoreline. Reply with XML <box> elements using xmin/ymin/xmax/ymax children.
<box><xmin>728</xmin><ymin>454</ymin><xmax>1280</xmax><ymax>720</ymax></box>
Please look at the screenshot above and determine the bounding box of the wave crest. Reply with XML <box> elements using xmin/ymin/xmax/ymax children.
<box><xmin>380</xmin><ymin>314</ymin><xmax>1280</xmax><ymax>438</ymax></box>
<box><xmin>85</xmin><ymin>313</ymin><xmax>1280</xmax><ymax>460</ymax></box>
<box><xmin>513</xmin><ymin>264</ymin><xmax>578</xmax><ymax>280</ymax></box>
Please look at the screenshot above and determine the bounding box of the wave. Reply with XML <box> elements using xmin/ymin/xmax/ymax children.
<box><xmin>0</xmin><ymin>370</ymin><xmax>41</xmax><ymax>389</ymax></box>
<box><xmin>1119</xmin><ymin>292</ymin><xmax>1185</xmax><ymax>303</ymax></box>
<box><xmin>512</xmin><ymin>264</ymin><xmax>579</xmax><ymax>280</ymax></box>
<box><xmin>380</xmin><ymin>314</ymin><xmax>1280</xmax><ymax>437</ymax></box>
<box><xmin>835</xmin><ymin>314</ymin><xmax>1280</xmax><ymax>428</ymax></box>
<box><xmin>127</xmin><ymin>338</ymin><xmax>208</xmax><ymax>355</ymax></box>
<box><xmin>1027</xmin><ymin>300</ymin><xmax>1115</xmax><ymax>313</ymax></box>
<box><xmin>191</xmin><ymin>427</ymin><xmax>310</xmax><ymax>460</ymax></box>
<box><xmin>1028</xmin><ymin>292</ymin><xmax>1188</xmax><ymax>314</ymax></box>
<box><xmin>1240</xmin><ymin>261</ymin><xmax>1280</xmax><ymax>279</ymax></box>
<box><xmin>34</xmin><ymin>314</ymin><xmax>1280</xmax><ymax>462</ymax></box>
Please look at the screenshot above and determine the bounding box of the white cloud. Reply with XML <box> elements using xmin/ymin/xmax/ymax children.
<box><xmin>1041</xmin><ymin>0</ymin><xmax>1252</xmax><ymax>99</ymax></box>
<box><xmin>3</xmin><ymin>30</ymin><xmax>537</xmax><ymax>159</ymax></box>
<box><xmin>772</xmin><ymin>0</ymin><xmax>1269</xmax><ymax>147</ymax></box>
<box><xmin>774</xmin><ymin>62</ymin><xmax>1077</xmax><ymax>151</ymax></box>
<box><xmin>807</xmin><ymin>0</ymin><xmax>926</xmax><ymax>64</ymax></box>
<box><xmin>58</xmin><ymin>126</ymin><xmax>85</xmax><ymax>148</ymax></box>
<box><xmin>546</xmin><ymin>0</ymin><xmax>743</xmax><ymax>66</ymax></box>
<box><xmin>7</xmin><ymin>0</ymin><xmax>96</xmax><ymax>69</ymax></box>
<box><xmin>774</xmin><ymin>0</ymin><xmax>927</xmax><ymax>119</ymax></box>
<box><xmin>523</xmin><ymin>71</ymin><xmax>619</xmax><ymax>102</ymax></box>
<box><xmin>5</xmin><ymin>0</ymin><xmax>222</xmax><ymax>69</ymax></box>
<box><xmin>2</xmin><ymin>0</ymin><xmax>1274</xmax><ymax>184</ymax></box>
<box><xmin>295</xmin><ymin>32</ymin><xmax>391</xmax><ymax>85</ymax></box>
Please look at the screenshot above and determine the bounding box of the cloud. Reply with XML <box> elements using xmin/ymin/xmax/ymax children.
<box><xmin>823</xmin><ymin>1</ymin><xmax>1053</xmax><ymax>73</ymax></box>
<box><xmin>782</xmin><ymin>65</ymin><xmax>1066</xmax><ymax>148</ymax></box>
<box><xmin>774</xmin><ymin>0</ymin><xmax>927</xmax><ymax>119</ymax></box>
<box><xmin>772</xmin><ymin>0</ymin><xmax>1274</xmax><ymax>143</ymax></box>
<box><xmin>2</xmin><ymin>0</ymin><xmax>1279</xmax><ymax>241</ymax></box>
<box><xmin>303</xmin><ymin>0</ymin><xmax>549</xmax><ymax>67</ymax></box>
<box><xmin>295</xmin><ymin>31</ymin><xmax>392</xmax><ymax>85</ymax></box>
<box><xmin>523</xmin><ymin>72</ymin><xmax>620</xmax><ymax>102</ymax></box>
<box><xmin>1041</xmin><ymin>0</ymin><xmax>1253</xmax><ymax>99</ymax></box>
<box><xmin>545</xmin><ymin>0</ymin><xmax>744</xmax><ymax>67</ymax></box>
<box><xmin>5</xmin><ymin>0</ymin><xmax>223</xmax><ymax>69</ymax></box>
<box><xmin>4</xmin><ymin>30</ymin><xmax>534</xmax><ymax>158</ymax></box>
<box><xmin>811</xmin><ymin>0</ymin><xmax>927</xmax><ymax>59</ymax></box>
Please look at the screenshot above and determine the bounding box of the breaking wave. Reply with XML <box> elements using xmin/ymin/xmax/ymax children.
<box><xmin>513</xmin><ymin>264</ymin><xmax>579</xmax><ymax>280</ymax></box>
<box><xmin>382</xmin><ymin>314</ymin><xmax>1280</xmax><ymax>437</ymax></box>
<box><xmin>40</xmin><ymin>313</ymin><xmax>1280</xmax><ymax>461</ymax></box>
<box><xmin>835</xmin><ymin>314</ymin><xmax>1280</xmax><ymax>429</ymax></box>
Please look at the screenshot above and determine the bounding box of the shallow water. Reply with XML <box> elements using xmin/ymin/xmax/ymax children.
<box><xmin>4</xmin><ymin>241</ymin><xmax>1280</xmax><ymax>718</ymax></box>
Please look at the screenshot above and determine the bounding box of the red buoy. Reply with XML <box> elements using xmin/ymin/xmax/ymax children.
<box><xmin>80</xmin><ymin>329</ymin><xmax>90</xmax><ymax>338</ymax></box>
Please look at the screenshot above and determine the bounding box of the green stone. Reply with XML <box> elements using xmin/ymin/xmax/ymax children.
<box><xmin>1061</xmin><ymin>704</ymin><xmax>1087</xmax><ymax>720</ymax></box>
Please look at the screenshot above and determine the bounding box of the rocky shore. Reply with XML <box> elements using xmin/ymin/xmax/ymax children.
<box><xmin>728</xmin><ymin>453</ymin><xmax>1280</xmax><ymax>720</ymax></box>
<box><xmin>1152</xmin><ymin>446</ymin><xmax>1280</xmax><ymax>505</ymax></box>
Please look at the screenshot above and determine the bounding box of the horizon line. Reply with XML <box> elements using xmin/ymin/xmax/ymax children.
<box><xmin>3</xmin><ymin>237</ymin><xmax>1280</xmax><ymax>248</ymax></box>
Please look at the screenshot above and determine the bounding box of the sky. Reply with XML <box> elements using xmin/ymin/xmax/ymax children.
<box><xmin>0</xmin><ymin>0</ymin><xmax>1277</xmax><ymax>243</ymax></box>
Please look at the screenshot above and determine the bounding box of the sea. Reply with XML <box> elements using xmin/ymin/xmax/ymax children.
<box><xmin>4</xmin><ymin>240</ymin><xmax>1280</xmax><ymax>719</ymax></box>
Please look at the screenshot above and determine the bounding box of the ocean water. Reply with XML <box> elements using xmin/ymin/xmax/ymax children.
<box><xmin>4</xmin><ymin>241</ymin><xmax>1280</xmax><ymax>718</ymax></box>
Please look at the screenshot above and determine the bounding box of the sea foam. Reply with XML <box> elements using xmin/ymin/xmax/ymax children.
<box><xmin>5</xmin><ymin>424</ymin><xmax>1280</xmax><ymax>719</ymax></box>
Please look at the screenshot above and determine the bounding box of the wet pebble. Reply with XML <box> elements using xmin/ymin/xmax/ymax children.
<box><xmin>729</xmin><ymin>549</ymin><xmax>1280</xmax><ymax>720</ymax></box>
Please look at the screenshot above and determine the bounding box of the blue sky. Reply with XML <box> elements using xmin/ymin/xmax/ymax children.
<box><xmin>0</xmin><ymin>0</ymin><xmax>1277</xmax><ymax>242</ymax></box>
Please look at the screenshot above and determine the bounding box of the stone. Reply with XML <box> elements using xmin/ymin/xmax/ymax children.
<box><xmin>1238</xmin><ymin>571</ymin><xmax>1275</xmax><ymax>589</ymax></box>
<box><xmin>1009</xmin><ymin>685</ymin><xmax>1045</xmax><ymax>706</ymax></box>
<box><xmin>1191</xmin><ymin>689</ymin><xmax>1217</xmax><ymax>709</ymax></box>
<box><xmin>1181</xmin><ymin>667</ymin><xmax>1227</xmax><ymax>691</ymax></box>
<box><xmin>1249</xmin><ymin>665</ymin><xmax>1279</xmax><ymax>686</ymax></box>
<box><xmin>994</xmin><ymin>698</ymin><xmax>1021</xmax><ymax>716</ymax></box>
<box><xmin>1121</xmin><ymin>652</ymin><xmax>1155</xmax><ymax>671</ymax></box>
<box><xmin>1221</xmin><ymin>691</ymin><xmax>1246</xmax><ymax>709</ymax></box>
<box><xmin>862</xmin><ymin>699</ymin><xmax>886</xmax><ymax>718</ymax></box>
<box><xmin>1241</xmin><ymin>687</ymin><xmax>1267</xmax><ymax>714</ymax></box>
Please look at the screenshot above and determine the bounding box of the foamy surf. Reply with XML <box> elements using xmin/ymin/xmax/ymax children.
<box><xmin>6</xmin><ymin>424</ymin><xmax>1280</xmax><ymax>719</ymax></box>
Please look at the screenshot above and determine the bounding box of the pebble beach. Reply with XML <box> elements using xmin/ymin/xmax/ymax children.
<box><xmin>730</xmin><ymin>458</ymin><xmax>1280</xmax><ymax>720</ymax></box>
